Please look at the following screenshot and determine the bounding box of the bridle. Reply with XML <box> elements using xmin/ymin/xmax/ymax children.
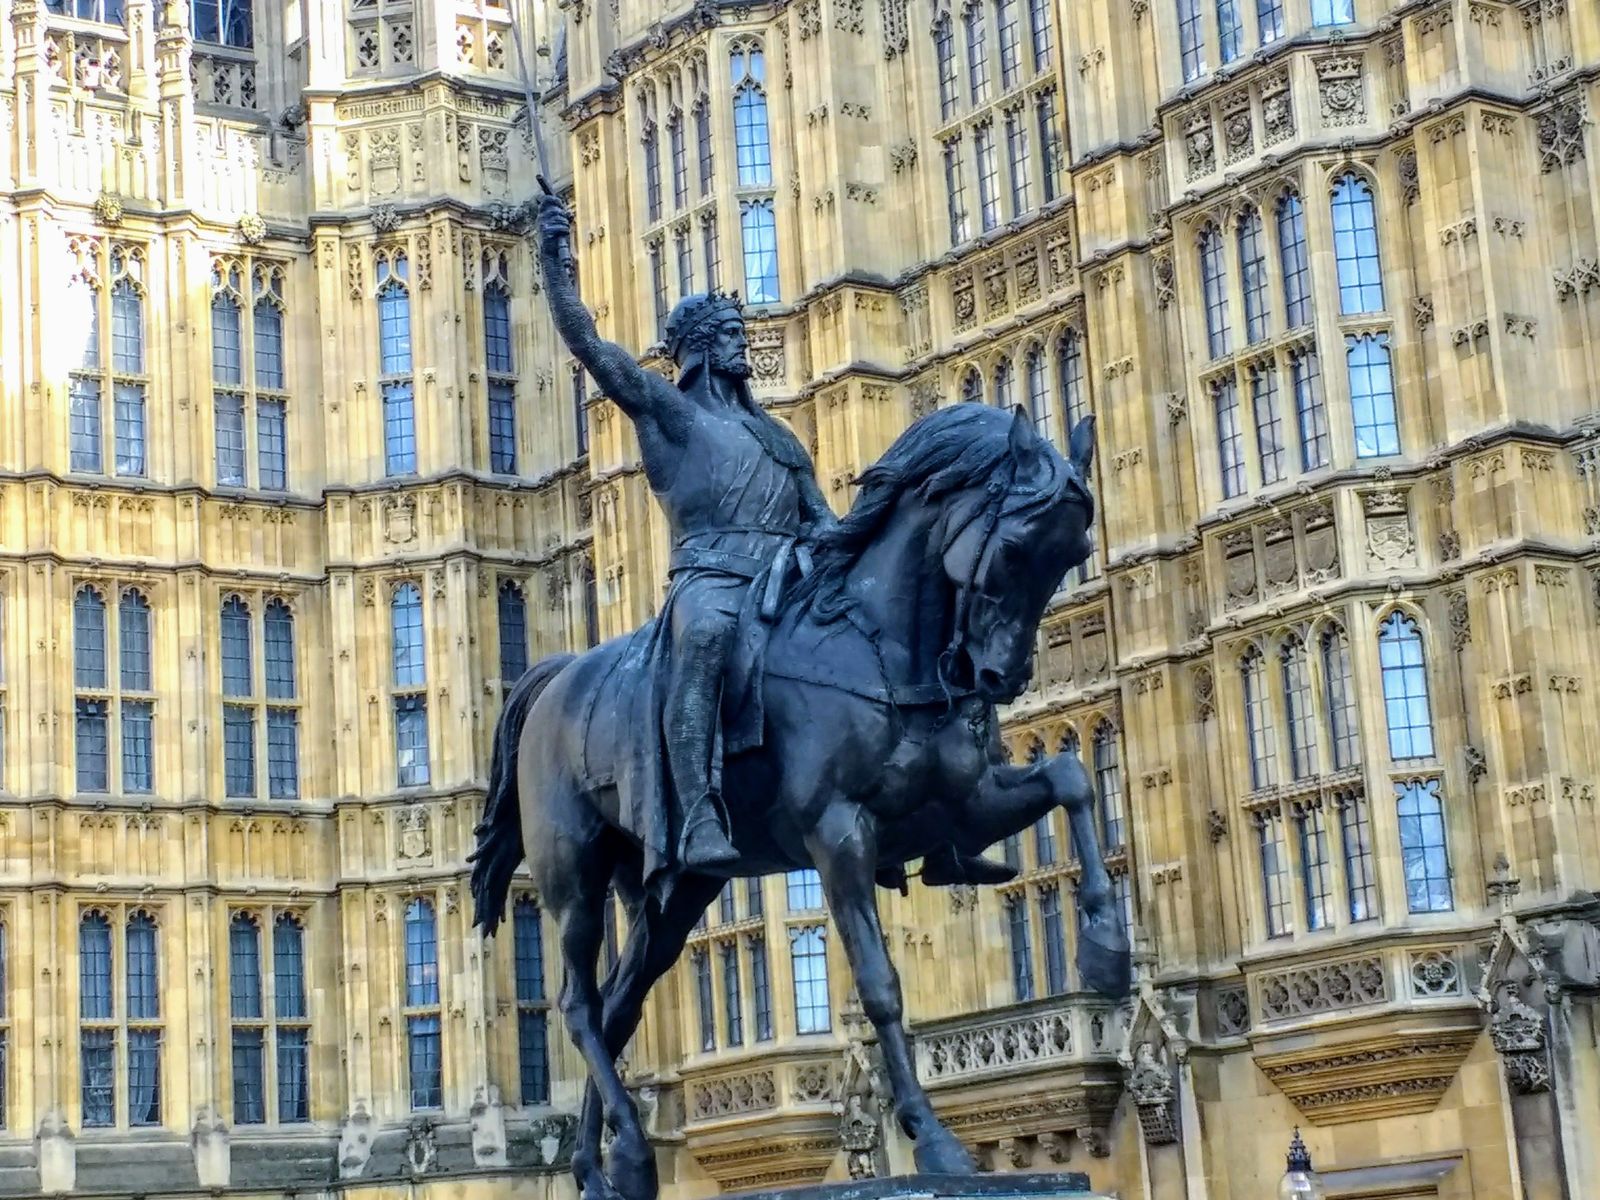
<box><xmin>936</xmin><ymin>457</ymin><xmax>1092</xmax><ymax>706</ymax></box>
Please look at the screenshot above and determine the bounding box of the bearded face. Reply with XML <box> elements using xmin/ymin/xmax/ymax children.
<box><xmin>705</xmin><ymin>316</ymin><xmax>751</xmax><ymax>379</ymax></box>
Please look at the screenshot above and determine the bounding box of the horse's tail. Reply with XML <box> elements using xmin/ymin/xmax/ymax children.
<box><xmin>470</xmin><ymin>653</ymin><xmax>576</xmax><ymax>938</ymax></box>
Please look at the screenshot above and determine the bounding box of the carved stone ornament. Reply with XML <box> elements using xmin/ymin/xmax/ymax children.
<box><xmin>1125</xmin><ymin>1041</ymin><xmax>1178</xmax><ymax>1144</ymax></box>
<box><xmin>93</xmin><ymin>193</ymin><xmax>124</xmax><ymax>227</ymax></box>
<box><xmin>237</xmin><ymin>212</ymin><xmax>268</xmax><ymax>244</ymax></box>
<box><xmin>1536</xmin><ymin>97</ymin><xmax>1587</xmax><ymax>174</ymax></box>
<box><xmin>371</xmin><ymin>203</ymin><xmax>402</xmax><ymax>233</ymax></box>
<box><xmin>1315</xmin><ymin>55</ymin><xmax>1366</xmax><ymax>128</ymax></box>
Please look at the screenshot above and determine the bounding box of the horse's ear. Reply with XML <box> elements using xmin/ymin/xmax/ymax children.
<box><xmin>1008</xmin><ymin>405</ymin><xmax>1043</xmax><ymax>472</ymax></box>
<box><xmin>1068</xmin><ymin>415</ymin><xmax>1096</xmax><ymax>474</ymax></box>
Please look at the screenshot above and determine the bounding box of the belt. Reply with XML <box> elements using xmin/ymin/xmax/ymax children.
<box><xmin>667</xmin><ymin>546</ymin><xmax>769</xmax><ymax>579</ymax></box>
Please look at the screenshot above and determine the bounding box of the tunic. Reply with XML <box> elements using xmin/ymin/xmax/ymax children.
<box><xmin>584</xmin><ymin>393</ymin><xmax>806</xmax><ymax>897</ymax></box>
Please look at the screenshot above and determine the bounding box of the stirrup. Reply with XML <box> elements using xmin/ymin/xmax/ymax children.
<box><xmin>680</xmin><ymin>806</ymin><xmax>739</xmax><ymax>868</ymax></box>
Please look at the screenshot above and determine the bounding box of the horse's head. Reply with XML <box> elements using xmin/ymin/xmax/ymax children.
<box><xmin>939</xmin><ymin>409</ymin><xmax>1096</xmax><ymax>703</ymax></box>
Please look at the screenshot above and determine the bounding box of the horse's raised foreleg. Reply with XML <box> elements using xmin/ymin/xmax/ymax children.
<box><xmin>952</xmin><ymin>752</ymin><xmax>1131</xmax><ymax>998</ymax></box>
<box><xmin>1050</xmin><ymin>750</ymin><xmax>1132</xmax><ymax>998</ymax></box>
<box><xmin>572</xmin><ymin>874</ymin><xmax>724</xmax><ymax>1200</ymax></box>
<box><xmin>808</xmin><ymin>800</ymin><xmax>977</xmax><ymax>1175</ymax></box>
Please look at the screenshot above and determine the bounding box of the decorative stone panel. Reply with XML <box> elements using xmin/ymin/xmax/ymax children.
<box><xmin>1256</xmin><ymin>954</ymin><xmax>1387</xmax><ymax>1021</ymax></box>
<box><xmin>1254</xmin><ymin>1025</ymin><xmax>1481</xmax><ymax>1125</ymax></box>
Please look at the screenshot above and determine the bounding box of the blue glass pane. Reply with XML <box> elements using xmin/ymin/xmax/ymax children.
<box><xmin>221</xmin><ymin>597</ymin><xmax>252</xmax><ymax>696</ymax></box>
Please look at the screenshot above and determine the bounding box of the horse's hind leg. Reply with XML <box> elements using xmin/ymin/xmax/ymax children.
<box><xmin>572</xmin><ymin>870</ymin><xmax>724</xmax><ymax>1199</ymax></box>
<box><xmin>527</xmin><ymin>783</ymin><xmax>652</xmax><ymax>1200</ymax></box>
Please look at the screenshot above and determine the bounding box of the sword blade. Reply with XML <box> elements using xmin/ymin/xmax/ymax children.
<box><xmin>506</xmin><ymin>6</ymin><xmax>553</xmax><ymax>193</ymax></box>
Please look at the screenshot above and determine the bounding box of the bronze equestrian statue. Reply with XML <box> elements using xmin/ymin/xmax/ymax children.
<box><xmin>471</xmin><ymin>192</ymin><xmax>1131</xmax><ymax>1200</ymax></box>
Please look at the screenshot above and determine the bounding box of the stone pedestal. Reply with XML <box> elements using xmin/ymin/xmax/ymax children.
<box><xmin>726</xmin><ymin>1171</ymin><xmax>1107</xmax><ymax>1200</ymax></box>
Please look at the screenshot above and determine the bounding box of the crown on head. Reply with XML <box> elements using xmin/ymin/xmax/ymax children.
<box><xmin>664</xmin><ymin>289</ymin><xmax>745</xmax><ymax>361</ymax></box>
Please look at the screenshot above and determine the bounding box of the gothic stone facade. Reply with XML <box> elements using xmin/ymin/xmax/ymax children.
<box><xmin>0</xmin><ymin>1</ymin><xmax>1597</xmax><ymax>1200</ymax></box>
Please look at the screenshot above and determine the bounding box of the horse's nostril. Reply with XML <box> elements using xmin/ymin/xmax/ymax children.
<box><xmin>977</xmin><ymin>667</ymin><xmax>1005</xmax><ymax>695</ymax></box>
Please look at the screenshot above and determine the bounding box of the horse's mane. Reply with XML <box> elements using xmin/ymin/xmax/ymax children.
<box><xmin>796</xmin><ymin>404</ymin><xmax>1038</xmax><ymax>614</ymax></box>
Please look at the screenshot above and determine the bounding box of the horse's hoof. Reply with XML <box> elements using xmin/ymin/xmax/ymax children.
<box><xmin>912</xmin><ymin>1127</ymin><xmax>977</xmax><ymax>1175</ymax></box>
<box><xmin>604</xmin><ymin>1126</ymin><xmax>658</xmax><ymax>1200</ymax></box>
<box><xmin>1078</xmin><ymin>920</ymin><xmax>1132</xmax><ymax>1000</ymax></box>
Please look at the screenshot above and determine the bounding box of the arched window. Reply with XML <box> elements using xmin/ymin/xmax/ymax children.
<box><xmin>48</xmin><ymin>1</ymin><xmax>127</xmax><ymax>23</ymax></box>
<box><xmin>1378</xmin><ymin>613</ymin><xmax>1434</xmax><ymax>760</ymax></box>
<box><xmin>960</xmin><ymin>368</ymin><xmax>983</xmax><ymax>404</ymax></box>
<box><xmin>78</xmin><ymin>911</ymin><xmax>115</xmax><ymax>1126</ymax></box>
<box><xmin>484</xmin><ymin>281</ymin><xmax>517</xmax><ymax>474</ymax></box>
<box><xmin>75</xmin><ymin>588</ymin><xmax>108</xmax><ymax>690</ymax></box>
<box><xmin>74</xmin><ymin>588</ymin><xmax>110</xmax><ymax>793</ymax></box>
<box><xmin>1252</xmin><ymin>362</ymin><xmax>1286</xmax><ymax>485</ymax></box>
<box><xmin>1298</xmin><ymin>799</ymin><xmax>1335</xmax><ymax>930</ymax></box>
<box><xmin>1056</xmin><ymin>329</ymin><xmax>1087</xmax><ymax>428</ymax></box>
<box><xmin>119</xmin><ymin>589</ymin><xmax>151</xmax><ymax>692</ymax></box>
<box><xmin>498</xmin><ymin>581</ymin><xmax>528</xmax><ymax>686</ymax></box>
<box><xmin>933</xmin><ymin>14</ymin><xmax>959</xmax><ymax>120</ymax></box>
<box><xmin>1331</xmin><ymin>173</ymin><xmax>1384</xmax><ymax>314</ymax></box>
<box><xmin>1347</xmin><ymin>333</ymin><xmax>1399</xmax><ymax>459</ymax></box>
<box><xmin>1027</xmin><ymin>0</ymin><xmax>1053</xmax><ymax>72</ymax></box>
<box><xmin>125</xmin><ymin>911</ymin><xmax>160</xmax><ymax>1125</ymax></box>
<box><xmin>1005</xmin><ymin>895</ymin><xmax>1034</xmax><ymax>1001</ymax></box>
<box><xmin>789</xmin><ymin>925</ymin><xmax>832</xmax><ymax>1034</ymax></box>
<box><xmin>739</xmin><ymin>199</ymin><xmax>779</xmax><ymax>304</ymax></box>
<box><xmin>404</xmin><ymin>898</ymin><xmax>442</xmax><ymax>1108</ymax></box>
<box><xmin>391</xmin><ymin>584</ymin><xmax>430</xmax><ymax>788</ymax></box>
<box><xmin>1242</xmin><ymin>648</ymin><xmax>1277</xmax><ymax>789</ymax></box>
<box><xmin>1199</xmin><ymin>224</ymin><xmax>1231</xmax><ymax>359</ymax></box>
<box><xmin>1396</xmin><ymin>778</ymin><xmax>1453</xmax><ymax>912</ymax></box>
<box><xmin>273</xmin><ymin>914</ymin><xmax>310</xmax><ymax>1121</ymax></box>
<box><xmin>221</xmin><ymin>597</ymin><xmax>252</xmax><ymax>698</ymax></box>
<box><xmin>1039</xmin><ymin>883</ymin><xmax>1068</xmax><ymax>995</ymax></box>
<box><xmin>1257</xmin><ymin>811</ymin><xmax>1292</xmax><ymax>937</ymax></box>
<box><xmin>377</xmin><ymin>254</ymin><xmax>416</xmax><ymax>477</ymax></box>
<box><xmin>942</xmin><ymin>137</ymin><xmax>970</xmax><ymax>245</ymax></box>
<box><xmin>1176</xmin><ymin>0</ymin><xmax>1205</xmax><ymax>81</ymax></box>
<box><xmin>1025</xmin><ymin>346</ymin><xmax>1050</xmax><ymax>440</ymax></box>
<box><xmin>1214</xmin><ymin>377</ymin><xmax>1246</xmax><ymax>499</ymax></box>
<box><xmin>731</xmin><ymin>46</ymin><xmax>771</xmax><ymax>187</ymax></box>
<box><xmin>692</xmin><ymin>947</ymin><xmax>715</xmax><ymax>1050</ymax></box>
<box><xmin>253</xmin><ymin>270</ymin><xmax>288</xmax><ymax>491</ymax></box>
<box><xmin>229</xmin><ymin>913</ymin><xmax>265</xmax><ymax>1123</ymax></box>
<box><xmin>222</xmin><ymin>596</ymin><xmax>256</xmax><ymax>798</ymax></box>
<box><xmin>1320</xmin><ymin>626</ymin><xmax>1359</xmax><ymax>769</ymax></box>
<box><xmin>964</xmin><ymin>3</ymin><xmax>991</xmax><ymax>104</ymax></box>
<box><xmin>213</xmin><ymin>291</ymin><xmax>246</xmax><ymax>486</ymax></box>
<box><xmin>194</xmin><ymin>0</ymin><xmax>252</xmax><ymax>47</ymax></box>
<box><xmin>1276</xmin><ymin>192</ymin><xmax>1311</xmax><ymax>328</ymax></box>
<box><xmin>1313</xmin><ymin>0</ymin><xmax>1355</xmax><ymax>26</ymax></box>
<box><xmin>639</xmin><ymin>88</ymin><xmax>662</xmax><ymax>222</ymax></box>
<box><xmin>1237</xmin><ymin>208</ymin><xmax>1268</xmax><ymax>343</ymax></box>
<box><xmin>513</xmin><ymin>897</ymin><xmax>550</xmax><ymax>1103</ymax></box>
<box><xmin>119</xmin><ymin>590</ymin><xmax>154</xmax><ymax>794</ymax></box>
<box><xmin>1281</xmin><ymin>637</ymin><xmax>1318</xmax><ymax>780</ymax></box>
<box><xmin>993</xmin><ymin>357</ymin><xmax>1014</xmax><ymax>408</ymax></box>
<box><xmin>996</xmin><ymin>0</ymin><xmax>1022</xmax><ymax>88</ymax></box>
<box><xmin>1216</xmin><ymin>0</ymin><xmax>1243</xmax><ymax>63</ymax></box>
<box><xmin>1092</xmin><ymin>722</ymin><xmax>1125</xmax><ymax>849</ymax></box>
<box><xmin>695</xmin><ymin>93</ymin><xmax>714</xmax><ymax>194</ymax></box>
<box><xmin>1290</xmin><ymin>348</ymin><xmax>1329</xmax><ymax>471</ymax></box>
<box><xmin>110</xmin><ymin>274</ymin><xmax>146</xmax><ymax>477</ymax></box>
<box><xmin>1259</xmin><ymin>0</ymin><xmax>1285</xmax><ymax>42</ymax></box>
<box><xmin>391</xmin><ymin>584</ymin><xmax>425</xmax><ymax>688</ymax></box>
<box><xmin>668</xmin><ymin>109</ymin><xmax>689</xmax><ymax>209</ymax></box>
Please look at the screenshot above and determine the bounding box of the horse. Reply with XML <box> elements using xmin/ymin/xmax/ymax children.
<box><xmin>470</xmin><ymin>404</ymin><xmax>1130</xmax><ymax>1200</ymax></box>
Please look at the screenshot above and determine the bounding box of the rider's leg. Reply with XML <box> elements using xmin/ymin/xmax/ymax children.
<box><xmin>665</xmin><ymin>611</ymin><xmax>740</xmax><ymax>868</ymax></box>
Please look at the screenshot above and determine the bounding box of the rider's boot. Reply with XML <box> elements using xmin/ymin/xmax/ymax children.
<box><xmin>921</xmin><ymin>843</ymin><xmax>1018</xmax><ymax>887</ymax></box>
<box><xmin>680</xmin><ymin>791</ymin><xmax>740</xmax><ymax>869</ymax></box>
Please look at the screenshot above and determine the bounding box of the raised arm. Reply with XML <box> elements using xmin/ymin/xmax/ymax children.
<box><xmin>535</xmin><ymin>193</ymin><xmax>673</xmax><ymax>426</ymax></box>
